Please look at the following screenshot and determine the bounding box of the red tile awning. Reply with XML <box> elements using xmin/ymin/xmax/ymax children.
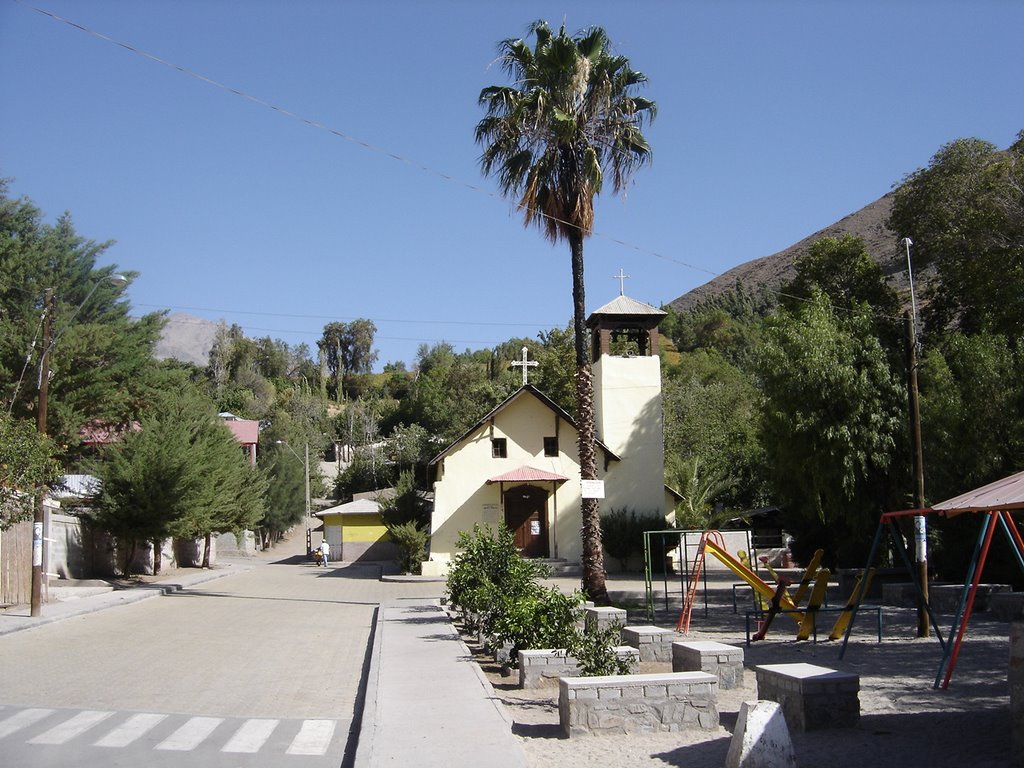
<box><xmin>487</xmin><ymin>466</ymin><xmax>570</xmax><ymax>484</ymax></box>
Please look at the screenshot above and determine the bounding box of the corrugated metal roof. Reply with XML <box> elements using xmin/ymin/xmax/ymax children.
<box><xmin>486</xmin><ymin>466</ymin><xmax>570</xmax><ymax>484</ymax></box>
<box><xmin>933</xmin><ymin>469</ymin><xmax>1024</xmax><ymax>515</ymax></box>
<box><xmin>315</xmin><ymin>498</ymin><xmax>381</xmax><ymax>517</ymax></box>
<box><xmin>588</xmin><ymin>294</ymin><xmax>667</xmax><ymax>318</ymax></box>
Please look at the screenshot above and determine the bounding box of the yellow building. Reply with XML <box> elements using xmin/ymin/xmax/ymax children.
<box><xmin>424</xmin><ymin>294</ymin><xmax>677</xmax><ymax>575</ymax></box>
<box><xmin>315</xmin><ymin>498</ymin><xmax>397</xmax><ymax>563</ymax></box>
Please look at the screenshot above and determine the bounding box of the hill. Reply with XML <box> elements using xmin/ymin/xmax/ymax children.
<box><xmin>668</xmin><ymin>191</ymin><xmax>927</xmax><ymax>313</ymax></box>
<box><xmin>154</xmin><ymin>312</ymin><xmax>219</xmax><ymax>366</ymax></box>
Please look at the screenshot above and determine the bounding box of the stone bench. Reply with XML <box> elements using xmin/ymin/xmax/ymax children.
<box><xmin>992</xmin><ymin>592</ymin><xmax>1024</xmax><ymax>622</ymax></box>
<box><xmin>755</xmin><ymin>663</ymin><xmax>859</xmax><ymax>732</ymax></box>
<box><xmin>672</xmin><ymin>640</ymin><xmax>744</xmax><ymax>689</ymax></box>
<box><xmin>518</xmin><ymin>647</ymin><xmax>639</xmax><ymax>689</ymax></box>
<box><xmin>558</xmin><ymin>671</ymin><xmax>718</xmax><ymax>737</ymax></box>
<box><xmin>621</xmin><ymin>625</ymin><xmax>680</xmax><ymax>662</ymax></box>
<box><xmin>584</xmin><ymin>606</ymin><xmax>627</xmax><ymax>633</ymax></box>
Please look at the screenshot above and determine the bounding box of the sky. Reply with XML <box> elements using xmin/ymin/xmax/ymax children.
<box><xmin>2</xmin><ymin>1</ymin><xmax>1022</xmax><ymax>371</ymax></box>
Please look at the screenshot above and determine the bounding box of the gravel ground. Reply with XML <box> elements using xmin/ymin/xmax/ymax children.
<box><xmin>465</xmin><ymin>575</ymin><xmax>1015</xmax><ymax>768</ymax></box>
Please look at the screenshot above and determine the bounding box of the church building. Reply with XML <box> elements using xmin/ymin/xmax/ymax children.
<box><xmin>422</xmin><ymin>294</ymin><xmax>677</xmax><ymax>575</ymax></box>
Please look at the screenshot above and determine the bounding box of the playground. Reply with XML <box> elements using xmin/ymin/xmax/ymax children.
<box><xmin>488</xmin><ymin>568</ymin><xmax>1013</xmax><ymax>768</ymax></box>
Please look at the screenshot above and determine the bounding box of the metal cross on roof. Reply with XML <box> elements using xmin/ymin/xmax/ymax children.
<box><xmin>613</xmin><ymin>268</ymin><xmax>630</xmax><ymax>295</ymax></box>
<box><xmin>510</xmin><ymin>346</ymin><xmax>538</xmax><ymax>386</ymax></box>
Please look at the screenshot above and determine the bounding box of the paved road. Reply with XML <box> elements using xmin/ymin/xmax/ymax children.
<box><xmin>0</xmin><ymin>534</ymin><xmax>443</xmax><ymax>767</ymax></box>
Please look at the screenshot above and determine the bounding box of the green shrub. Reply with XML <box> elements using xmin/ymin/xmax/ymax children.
<box><xmin>491</xmin><ymin>586</ymin><xmax>585</xmax><ymax>665</ymax></box>
<box><xmin>566</xmin><ymin>620</ymin><xmax>633</xmax><ymax>676</ymax></box>
<box><xmin>387</xmin><ymin>520</ymin><xmax>429</xmax><ymax>574</ymax></box>
<box><xmin>600</xmin><ymin>508</ymin><xmax>672</xmax><ymax>571</ymax></box>
<box><xmin>445</xmin><ymin>524</ymin><xmax>550</xmax><ymax>638</ymax></box>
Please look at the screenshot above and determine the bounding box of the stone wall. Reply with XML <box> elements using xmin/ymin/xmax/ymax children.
<box><xmin>558</xmin><ymin>671</ymin><xmax>718</xmax><ymax>737</ymax></box>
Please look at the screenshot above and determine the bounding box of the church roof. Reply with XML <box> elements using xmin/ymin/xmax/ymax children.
<box><xmin>428</xmin><ymin>384</ymin><xmax>620</xmax><ymax>466</ymax></box>
<box><xmin>588</xmin><ymin>294</ymin><xmax>667</xmax><ymax>320</ymax></box>
<box><xmin>487</xmin><ymin>466</ymin><xmax>570</xmax><ymax>484</ymax></box>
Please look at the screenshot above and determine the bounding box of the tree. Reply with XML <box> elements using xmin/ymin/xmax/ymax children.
<box><xmin>662</xmin><ymin>349</ymin><xmax>766</xmax><ymax>514</ymax></box>
<box><xmin>476</xmin><ymin>21</ymin><xmax>656</xmax><ymax>601</ymax></box>
<box><xmin>91</xmin><ymin>385</ymin><xmax>266</xmax><ymax>574</ymax></box>
<box><xmin>888</xmin><ymin>133</ymin><xmax>1024</xmax><ymax>339</ymax></box>
<box><xmin>317</xmin><ymin>319</ymin><xmax>378</xmax><ymax>401</ymax></box>
<box><xmin>0</xmin><ymin>411</ymin><xmax>57</xmax><ymax>529</ymax></box>
<box><xmin>0</xmin><ymin>184</ymin><xmax>165</xmax><ymax>456</ymax></box>
<box><xmin>757</xmin><ymin>292</ymin><xmax>906</xmax><ymax>567</ymax></box>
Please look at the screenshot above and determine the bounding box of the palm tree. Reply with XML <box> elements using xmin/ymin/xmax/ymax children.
<box><xmin>475</xmin><ymin>21</ymin><xmax>656</xmax><ymax>602</ymax></box>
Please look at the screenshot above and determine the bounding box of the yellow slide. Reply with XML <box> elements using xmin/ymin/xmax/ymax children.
<box><xmin>704</xmin><ymin>540</ymin><xmax>804</xmax><ymax>624</ymax></box>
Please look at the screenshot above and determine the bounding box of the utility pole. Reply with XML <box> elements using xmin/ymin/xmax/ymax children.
<box><xmin>903</xmin><ymin>235</ymin><xmax>929</xmax><ymax>638</ymax></box>
<box><xmin>304</xmin><ymin>441</ymin><xmax>312</xmax><ymax>555</ymax></box>
<box><xmin>31</xmin><ymin>288</ymin><xmax>54</xmax><ymax>617</ymax></box>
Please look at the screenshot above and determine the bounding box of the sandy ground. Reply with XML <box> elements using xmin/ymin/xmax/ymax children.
<box><xmin>465</xmin><ymin>579</ymin><xmax>1014</xmax><ymax>768</ymax></box>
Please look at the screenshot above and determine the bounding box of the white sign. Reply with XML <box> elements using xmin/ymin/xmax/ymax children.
<box><xmin>581</xmin><ymin>479</ymin><xmax>605</xmax><ymax>499</ymax></box>
<box><xmin>530</xmin><ymin>520</ymin><xmax>541</xmax><ymax>535</ymax></box>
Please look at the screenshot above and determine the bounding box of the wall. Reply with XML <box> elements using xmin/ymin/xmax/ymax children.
<box><xmin>430</xmin><ymin>393</ymin><xmax>594</xmax><ymax>564</ymax></box>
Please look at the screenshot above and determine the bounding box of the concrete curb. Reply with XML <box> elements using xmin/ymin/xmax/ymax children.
<box><xmin>0</xmin><ymin>562</ymin><xmax>252</xmax><ymax>636</ymax></box>
<box><xmin>352</xmin><ymin>603</ymin><xmax>385</xmax><ymax>768</ymax></box>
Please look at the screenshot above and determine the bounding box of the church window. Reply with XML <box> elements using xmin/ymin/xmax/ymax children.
<box><xmin>491</xmin><ymin>438</ymin><xmax>507</xmax><ymax>458</ymax></box>
<box><xmin>543</xmin><ymin>436</ymin><xmax>558</xmax><ymax>456</ymax></box>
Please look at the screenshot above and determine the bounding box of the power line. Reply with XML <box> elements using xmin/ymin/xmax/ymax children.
<box><xmin>14</xmin><ymin>1</ymin><xmax>912</xmax><ymax>332</ymax></box>
<box><xmin>14</xmin><ymin>0</ymin><xmax>715</xmax><ymax>278</ymax></box>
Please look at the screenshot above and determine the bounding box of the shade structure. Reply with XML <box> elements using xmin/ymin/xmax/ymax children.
<box><xmin>933</xmin><ymin>468</ymin><xmax>1024</xmax><ymax>515</ymax></box>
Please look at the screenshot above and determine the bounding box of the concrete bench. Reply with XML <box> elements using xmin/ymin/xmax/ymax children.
<box><xmin>558</xmin><ymin>671</ymin><xmax>718</xmax><ymax>737</ymax></box>
<box><xmin>621</xmin><ymin>625</ymin><xmax>680</xmax><ymax>662</ymax></box>
<box><xmin>755</xmin><ymin>663</ymin><xmax>859</xmax><ymax>732</ymax></box>
<box><xmin>672</xmin><ymin>640</ymin><xmax>744</xmax><ymax>689</ymax></box>
<box><xmin>584</xmin><ymin>606</ymin><xmax>627</xmax><ymax>633</ymax></box>
<box><xmin>992</xmin><ymin>592</ymin><xmax>1024</xmax><ymax>622</ymax></box>
<box><xmin>518</xmin><ymin>646</ymin><xmax>639</xmax><ymax>689</ymax></box>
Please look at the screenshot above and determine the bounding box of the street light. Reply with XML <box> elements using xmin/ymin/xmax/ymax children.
<box><xmin>902</xmin><ymin>237</ymin><xmax>929</xmax><ymax>638</ymax></box>
<box><xmin>276</xmin><ymin>439</ymin><xmax>311</xmax><ymax>554</ymax></box>
<box><xmin>32</xmin><ymin>273</ymin><xmax>128</xmax><ymax>617</ymax></box>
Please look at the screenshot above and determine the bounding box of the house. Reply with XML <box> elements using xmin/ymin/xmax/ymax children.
<box><xmin>219</xmin><ymin>412</ymin><xmax>259</xmax><ymax>466</ymax></box>
<box><xmin>423</xmin><ymin>294</ymin><xmax>677</xmax><ymax>574</ymax></box>
<box><xmin>315</xmin><ymin>497</ymin><xmax>398</xmax><ymax>563</ymax></box>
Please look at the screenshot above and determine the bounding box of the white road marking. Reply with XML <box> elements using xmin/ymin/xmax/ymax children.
<box><xmin>94</xmin><ymin>712</ymin><xmax>168</xmax><ymax>747</ymax></box>
<box><xmin>28</xmin><ymin>710</ymin><xmax>113</xmax><ymax>745</ymax></box>
<box><xmin>221</xmin><ymin>718</ymin><xmax>280</xmax><ymax>753</ymax></box>
<box><xmin>286</xmin><ymin>719</ymin><xmax>336</xmax><ymax>755</ymax></box>
<box><xmin>0</xmin><ymin>708</ymin><xmax>55</xmax><ymax>739</ymax></box>
<box><xmin>155</xmin><ymin>716</ymin><xmax>223</xmax><ymax>751</ymax></box>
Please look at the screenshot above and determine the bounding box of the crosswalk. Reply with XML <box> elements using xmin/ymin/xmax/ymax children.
<box><xmin>0</xmin><ymin>705</ymin><xmax>339</xmax><ymax>757</ymax></box>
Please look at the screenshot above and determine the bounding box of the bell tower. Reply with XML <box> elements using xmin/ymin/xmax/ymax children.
<box><xmin>586</xmin><ymin>294</ymin><xmax>667</xmax><ymax>515</ymax></box>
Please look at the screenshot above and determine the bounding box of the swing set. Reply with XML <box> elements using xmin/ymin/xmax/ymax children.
<box><xmin>838</xmin><ymin>469</ymin><xmax>1024</xmax><ymax>689</ymax></box>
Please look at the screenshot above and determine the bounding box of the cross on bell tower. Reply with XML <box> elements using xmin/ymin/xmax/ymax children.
<box><xmin>510</xmin><ymin>346</ymin><xmax>538</xmax><ymax>386</ymax></box>
<box><xmin>612</xmin><ymin>268</ymin><xmax>630</xmax><ymax>295</ymax></box>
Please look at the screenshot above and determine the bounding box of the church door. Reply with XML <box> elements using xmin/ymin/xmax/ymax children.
<box><xmin>503</xmin><ymin>485</ymin><xmax>549</xmax><ymax>558</ymax></box>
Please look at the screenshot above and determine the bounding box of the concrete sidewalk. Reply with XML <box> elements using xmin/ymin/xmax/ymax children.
<box><xmin>355</xmin><ymin>599</ymin><xmax>528</xmax><ymax>768</ymax></box>
<box><xmin>0</xmin><ymin>560</ymin><xmax>252</xmax><ymax>636</ymax></box>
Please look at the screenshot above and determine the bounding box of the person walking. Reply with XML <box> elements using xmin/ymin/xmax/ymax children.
<box><xmin>319</xmin><ymin>539</ymin><xmax>331</xmax><ymax>567</ymax></box>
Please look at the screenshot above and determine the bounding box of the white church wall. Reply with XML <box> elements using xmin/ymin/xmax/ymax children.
<box><xmin>594</xmin><ymin>355</ymin><xmax>666</xmax><ymax>517</ymax></box>
<box><xmin>429</xmin><ymin>394</ymin><xmax>588</xmax><ymax>563</ymax></box>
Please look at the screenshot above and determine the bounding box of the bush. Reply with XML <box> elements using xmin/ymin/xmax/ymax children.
<box><xmin>387</xmin><ymin>520</ymin><xmax>429</xmax><ymax>574</ymax></box>
<box><xmin>445</xmin><ymin>524</ymin><xmax>549</xmax><ymax>637</ymax></box>
<box><xmin>566</xmin><ymin>620</ymin><xmax>633</xmax><ymax>676</ymax></box>
<box><xmin>490</xmin><ymin>586</ymin><xmax>585</xmax><ymax>665</ymax></box>
<box><xmin>600</xmin><ymin>508</ymin><xmax>673</xmax><ymax>571</ymax></box>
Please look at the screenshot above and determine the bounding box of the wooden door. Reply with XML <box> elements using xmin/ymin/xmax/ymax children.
<box><xmin>504</xmin><ymin>485</ymin><xmax>549</xmax><ymax>558</ymax></box>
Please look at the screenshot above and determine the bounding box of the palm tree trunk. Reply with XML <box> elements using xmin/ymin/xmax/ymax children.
<box><xmin>569</xmin><ymin>231</ymin><xmax>608</xmax><ymax>604</ymax></box>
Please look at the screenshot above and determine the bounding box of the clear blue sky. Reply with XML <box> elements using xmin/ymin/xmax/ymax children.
<box><xmin>2</xmin><ymin>1</ymin><xmax>1021</xmax><ymax>370</ymax></box>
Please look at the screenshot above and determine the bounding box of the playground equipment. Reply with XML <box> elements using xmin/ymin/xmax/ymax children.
<box><xmin>839</xmin><ymin>468</ymin><xmax>1024</xmax><ymax>688</ymax></box>
<box><xmin>676</xmin><ymin>530</ymin><xmax>858</xmax><ymax>643</ymax></box>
